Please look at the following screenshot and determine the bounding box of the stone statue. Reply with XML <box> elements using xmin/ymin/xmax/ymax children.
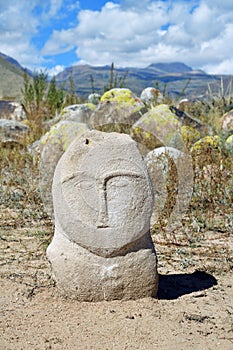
<box><xmin>47</xmin><ymin>130</ymin><xmax>158</xmax><ymax>301</ymax></box>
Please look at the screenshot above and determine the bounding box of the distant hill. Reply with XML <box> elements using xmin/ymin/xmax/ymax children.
<box><xmin>0</xmin><ymin>52</ymin><xmax>28</xmax><ymax>100</ymax></box>
<box><xmin>1</xmin><ymin>51</ymin><xmax>232</xmax><ymax>101</ymax></box>
<box><xmin>55</xmin><ymin>62</ymin><xmax>229</xmax><ymax>99</ymax></box>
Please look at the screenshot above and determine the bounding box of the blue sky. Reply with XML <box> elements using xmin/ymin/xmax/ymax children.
<box><xmin>1</xmin><ymin>0</ymin><xmax>233</xmax><ymax>75</ymax></box>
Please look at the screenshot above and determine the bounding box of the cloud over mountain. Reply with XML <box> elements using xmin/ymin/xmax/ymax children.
<box><xmin>1</xmin><ymin>0</ymin><xmax>233</xmax><ymax>74</ymax></box>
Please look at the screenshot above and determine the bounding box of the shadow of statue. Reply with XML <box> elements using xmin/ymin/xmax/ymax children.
<box><xmin>157</xmin><ymin>270</ymin><xmax>217</xmax><ymax>300</ymax></box>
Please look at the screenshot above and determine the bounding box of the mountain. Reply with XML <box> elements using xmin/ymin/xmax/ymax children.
<box><xmin>0</xmin><ymin>52</ymin><xmax>28</xmax><ymax>100</ymax></box>
<box><xmin>0</xmin><ymin>52</ymin><xmax>25</xmax><ymax>71</ymax></box>
<box><xmin>147</xmin><ymin>62</ymin><xmax>193</xmax><ymax>73</ymax></box>
<box><xmin>1</xmin><ymin>51</ymin><xmax>232</xmax><ymax>101</ymax></box>
<box><xmin>55</xmin><ymin>62</ymin><xmax>229</xmax><ymax>99</ymax></box>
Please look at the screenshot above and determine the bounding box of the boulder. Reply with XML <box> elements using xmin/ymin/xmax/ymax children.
<box><xmin>47</xmin><ymin>130</ymin><xmax>158</xmax><ymax>301</ymax></box>
<box><xmin>169</xmin><ymin>106</ymin><xmax>208</xmax><ymax>133</ymax></box>
<box><xmin>88</xmin><ymin>93</ymin><xmax>101</xmax><ymax>105</ymax></box>
<box><xmin>39</xmin><ymin>121</ymin><xmax>89</xmax><ymax>217</ymax></box>
<box><xmin>44</xmin><ymin>103</ymin><xmax>96</xmax><ymax>129</ymax></box>
<box><xmin>100</xmin><ymin>88</ymin><xmax>141</xmax><ymax>105</ymax></box>
<box><xmin>140</xmin><ymin>87</ymin><xmax>163</xmax><ymax>106</ymax></box>
<box><xmin>131</xmin><ymin>104</ymin><xmax>185</xmax><ymax>153</ymax></box>
<box><xmin>145</xmin><ymin>147</ymin><xmax>193</xmax><ymax>230</ymax></box>
<box><xmin>0</xmin><ymin>118</ymin><xmax>29</xmax><ymax>144</ymax></box>
<box><xmin>60</xmin><ymin>103</ymin><xmax>96</xmax><ymax>123</ymax></box>
<box><xmin>0</xmin><ymin>101</ymin><xmax>26</xmax><ymax>121</ymax></box>
<box><xmin>89</xmin><ymin>88</ymin><xmax>146</xmax><ymax>133</ymax></box>
<box><xmin>9</xmin><ymin>102</ymin><xmax>26</xmax><ymax>121</ymax></box>
<box><xmin>221</xmin><ymin>110</ymin><xmax>233</xmax><ymax>132</ymax></box>
<box><xmin>225</xmin><ymin>134</ymin><xmax>233</xmax><ymax>152</ymax></box>
<box><xmin>177</xmin><ymin>98</ymin><xmax>190</xmax><ymax>111</ymax></box>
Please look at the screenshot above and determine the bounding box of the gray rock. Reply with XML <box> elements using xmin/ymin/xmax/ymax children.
<box><xmin>145</xmin><ymin>147</ymin><xmax>193</xmax><ymax>230</ymax></box>
<box><xmin>140</xmin><ymin>87</ymin><xmax>163</xmax><ymax>106</ymax></box>
<box><xmin>89</xmin><ymin>88</ymin><xmax>147</xmax><ymax>133</ymax></box>
<box><xmin>44</xmin><ymin>103</ymin><xmax>96</xmax><ymax>129</ymax></box>
<box><xmin>0</xmin><ymin>118</ymin><xmax>29</xmax><ymax>144</ymax></box>
<box><xmin>47</xmin><ymin>130</ymin><xmax>158</xmax><ymax>301</ymax></box>
<box><xmin>39</xmin><ymin>121</ymin><xmax>89</xmax><ymax>217</ymax></box>
<box><xmin>131</xmin><ymin>104</ymin><xmax>185</xmax><ymax>153</ymax></box>
<box><xmin>9</xmin><ymin>102</ymin><xmax>26</xmax><ymax>121</ymax></box>
<box><xmin>0</xmin><ymin>101</ymin><xmax>26</xmax><ymax>121</ymax></box>
<box><xmin>47</xmin><ymin>230</ymin><xmax>158</xmax><ymax>301</ymax></box>
<box><xmin>225</xmin><ymin>134</ymin><xmax>233</xmax><ymax>152</ymax></box>
<box><xmin>59</xmin><ymin>103</ymin><xmax>96</xmax><ymax>124</ymax></box>
<box><xmin>221</xmin><ymin>110</ymin><xmax>233</xmax><ymax>132</ymax></box>
<box><xmin>88</xmin><ymin>93</ymin><xmax>101</xmax><ymax>105</ymax></box>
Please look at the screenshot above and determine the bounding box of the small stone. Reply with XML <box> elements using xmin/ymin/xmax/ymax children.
<box><xmin>0</xmin><ymin>118</ymin><xmax>29</xmax><ymax>144</ymax></box>
<box><xmin>140</xmin><ymin>87</ymin><xmax>163</xmax><ymax>106</ymax></box>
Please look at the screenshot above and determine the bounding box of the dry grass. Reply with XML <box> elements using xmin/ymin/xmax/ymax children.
<box><xmin>0</xmin><ymin>93</ymin><xmax>232</xmax><ymax>272</ymax></box>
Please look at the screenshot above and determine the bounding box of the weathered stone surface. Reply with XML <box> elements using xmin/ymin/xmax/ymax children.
<box><xmin>169</xmin><ymin>106</ymin><xmax>206</xmax><ymax>132</ymax></box>
<box><xmin>47</xmin><ymin>130</ymin><xmax>158</xmax><ymax>301</ymax></box>
<box><xmin>131</xmin><ymin>104</ymin><xmax>185</xmax><ymax>152</ymax></box>
<box><xmin>191</xmin><ymin>135</ymin><xmax>220</xmax><ymax>153</ymax></box>
<box><xmin>39</xmin><ymin>121</ymin><xmax>89</xmax><ymax>217</ymax></box>
<box><xmin>60</xmin><ymin>103</ymin><xmax>96</xmax><ymax>123</ymax></box>
<box><xmin>0</xmin><ymin>118</ymin><xmax>29</xmax><ymax>144</ymax></box>
<box><xmin>225</xmin><ymin>134</ymin><xmax>233</xmax><ymax>152</ymax></box>
<box><xmin>52</xmin><ymin>130</ymin><xmax>153</xmax><ymax>255</ymax></box>
<box><xmin>145</xmin><ymin>147</ymin><xmax>193</xmax><ymax>229</ymax></box>
<box><xmin>89</xmin><ymin>88</ymin><xmax>146</xmax><ymax>132</ymax></box>
<box><xmin>47</xmin><ymin>230</ymin><xmax>158</xmax><ymax>301</ymax></box>
<box><xmin>0</xmin><ymin>101</ymin><xmax>26</xmax><ymax>121</ymax></box>
<box><xmin>100</xmin><ymin>88</ymin><xmax>141</xmax><ymax>105</ymax></box>
<box><xmin>140</xmin><ymin>87</ymin><xmax>163</xmax><ymax>106</ymax></box>
<box><xmin>88</xmin><ymin>93</ymin><xmax>101</xmax><ymax>105</ymax></box>
<box><xmin>9</xmin><ymin>102</ymin><xmax>26</xmax><ymax>121</ymax></box>
<box><xmin>177</xmin><ymin>98</ymin><xmax>190</xmax><ymax>111</ymax></box>
<box><xmin>221</xmin><ymin>110</ymin><xmax>233</xmax><ymax>132</ymax></box>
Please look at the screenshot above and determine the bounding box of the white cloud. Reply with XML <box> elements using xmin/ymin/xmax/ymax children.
<box><xmin>43</xmin><ymin>1</ymin><xmax>169</xmax><ymax>67</ymax></box>
<box><xmin>67</xmin><ymin>1</ymin><xmax>80</xmax><ymax>12</ymax></box>
<box><xmin>42</xmin><ymin>28</ymin><xmax>77</xmax><ymax>55</ymax></box>
<box><xmin>203</xmin><ymin>59</ymin><xmax>233</xmax><ymax>75</ymax></box>
<box><xmin>47</xmin><ymin>65</ymin><xmax>65</xmax><ymax>76</ymax></box>
<box><xmin>1</xmin><ymin>0</ymin><xmax>233</xmax><ymax>74</ymax></box>
<box><xmin>0</xmin><ymin>0</ymin><xmax>69</xmax><ymax>68</ymax></box>
<box><xmin>204</xmin><ymin>0</ymin><xmax>233</xmax><ymax>10</ymax></box>
<box><xmin>47</xmin><ymin>0</ymin><xmax>63</xmax><ymax>17</ymax></box>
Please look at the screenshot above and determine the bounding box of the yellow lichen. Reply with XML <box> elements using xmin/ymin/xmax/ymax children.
<box><xmin>225</xmin><ymin>134</ymin><xmax>233</xmax><ymax>150</ymax></box>
<box><xmin>192</xmin><ymin>135</ymin><xmax>220</xmax><ymax>151</ymax></box>
<box><xmin>100</xmin><ymin>88</ymin><xmax>138</xmax><ymax>107</ymax></box>
<box><xmin>181</xmin><ymin>125</ymin><xmax>201</xmax><ymax>148</ymax></box>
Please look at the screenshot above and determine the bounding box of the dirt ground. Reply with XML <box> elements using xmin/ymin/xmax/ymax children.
<box><xmin>1</xmin><ymin>207</ymin><xmax>233</xmax><ymax>350</ymax></box>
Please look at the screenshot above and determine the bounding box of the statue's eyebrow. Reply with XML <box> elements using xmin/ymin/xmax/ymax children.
<box><xmin>98</xmin><ymin>170</ymin><xmax>143</xmax><ymax>184</ymax></box>
<box><xmin>61</xmin><ymin>172</ymin><xmax>94</xmax><ymax>184</ymax></box>
<box><xmin>62</xmin><ymin>170</ymin><xmax>143</xmax><ymax>185</ymax></box>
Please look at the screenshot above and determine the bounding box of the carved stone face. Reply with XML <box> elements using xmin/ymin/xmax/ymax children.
<box><xmin>53</xmin><ymin>131</ymin><xmax>153</xmax><ymax>257</ymax></box>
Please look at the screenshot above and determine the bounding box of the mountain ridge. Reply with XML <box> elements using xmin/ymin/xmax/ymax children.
<box><xmin>55</xmin><ymin>62</ymin><xmax>222</xmax><ymax>99</ymax></box>
<box><xmin>0</xmin><ymin>51</ymin><xmax>231</xmax><ymax>100</ymax></box>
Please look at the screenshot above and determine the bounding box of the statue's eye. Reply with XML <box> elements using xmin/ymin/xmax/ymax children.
<box><xmin>108</xmin><ymin>176</ymin><xmax>132</xmax><ymax>190</ymax></box>
<box><xmin>116</xmin><ymin>177</ymin><xmax>132</xmax><ymax>188</ymax></box>
<box><xmin>75</xmin><ymin>180</ymin><xmax>95</xmax><ymax>190</ymax></box>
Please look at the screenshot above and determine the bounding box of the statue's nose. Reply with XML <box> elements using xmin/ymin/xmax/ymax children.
<box><xmin>96</xmin><ymin>182</ymin><xmax>109</xmax><ymax>228</ymax></box>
